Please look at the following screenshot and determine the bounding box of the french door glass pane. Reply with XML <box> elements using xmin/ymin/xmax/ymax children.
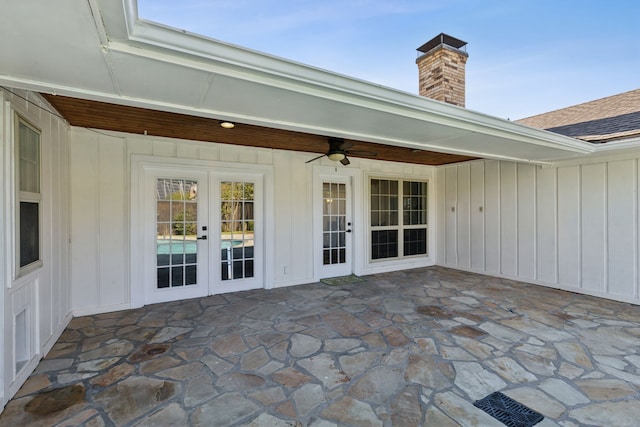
<box><xmin>156</xmin><ymin>178</ymin><xmax>198</xmax><ymax>288</ymax></box>
<box><xmin>221</xmin><ymin>181</ymin><xmax>255</xmax><ymax>280</ymax></box>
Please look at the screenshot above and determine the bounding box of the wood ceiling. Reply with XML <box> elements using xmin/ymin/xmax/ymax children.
<box><xmin>42</xmin><ymin>94</ymin><xmax>477</xmax><ymax>166</ymax></box>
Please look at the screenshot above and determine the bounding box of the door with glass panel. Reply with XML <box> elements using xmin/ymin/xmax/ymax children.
<box><xmin>318</xmin><ymin>178</ymin><xmax>352</xmax><ymax>278</ymax></box>
<box><xmin>213</xmin><ymin>175</ymin><xmax>262</xmax><ymax>294</ymax></box>
<box><xmin>147</xmin><ymin>171</ymin><xmax>262</xmax><ymax>303</ymax></box>
<box><xmin>149</xmin><ymin>175</ymin><xmax>209</xmax><ymax>304</ymax></box>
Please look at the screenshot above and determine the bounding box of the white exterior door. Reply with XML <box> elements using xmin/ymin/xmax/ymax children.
<box><xmin>210</xmin><ymin>173</ymin><xmax>263</xmax><ymax>294</ymax></box>
<box><xmin>146</xmin><ymin>171</ymin><xmax>209</xmax><ymax>304</ymax></box>
<box><xmin>316</xmin><ymin>175</ymin><xmax>353</xmax><ymax>279</ymax></box>
<box><xmin>142</xmin><ymin>166</ymin><xmax>264</xmax><ymax>305</ymax></box>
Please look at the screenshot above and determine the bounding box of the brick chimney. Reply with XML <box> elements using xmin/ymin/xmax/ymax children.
<box><xmin>416</xmin><ymin>33</ymin><xmax>468</xmax><ymax>107</ymax></box>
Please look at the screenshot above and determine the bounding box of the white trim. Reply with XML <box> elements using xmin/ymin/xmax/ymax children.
<box><xmin>532</xmin><ymin>165</ymin><xmax>538</xmax><ymax>280</ymax></box>
<box><xmin>438</xmin><ymin>263</ymin><xmax>640</xmax><ymax>307</ymax></box>
<box><xmin>3</xmin><ymin>2</ymin><xmax>597</xmax><ymax>166</ymax></box>
<box><xmin>514</xmin><ymin>163</ymin><xmax>520</xmax><ymax>276</ymax></box>
<box><xmin>14</xmin><ymin>116</ymin><xmax>44</xmax><ymax>278</ymax></box>
<box><xmin>73</xmin><ymin>303</ymin><xmax>131</xmax><ymax>318</ymax></box>
<box><xmin>210</xmin><ymin>173</ymin><xmax>265</xmax><ymax>294</ymax></box>
<box><xmin>120</xmin><ymin>4</ymin><xmax>591</xmax><ymax>154</ymax></box>
<box><xmin>314</xmin><ymin>174</ymin><xmax>353</xmax><ymax>280</ymax></box>
<box><xmin>272</xmin><ymin>277</ymin><xmax>318</xmax><ymax>289</ymax></box>
<box><xmin>603</xmin><ymin>163</ymin><xmax>609</xmax><ymax>293</ymax></box>
<box><xmin>144</xmin><ymin>170</ymin><xmax>209</xmax><ymax>305</ymax></box>
<box><xmin>0</xmin><ymin>92</ymin><xmax>6</xmax><ymax>409</ymax></box>
<box><xmin>362</xmin><ymin>257</ymin><xmax>436</xmax><ymax>277</ymax></box>
<box><xmin>7</xmin><ymin>272</ymin><xmax>39</xmax><ymax>399</ymax></box>
<box><xmin>593</xmin><ymin>136</ymin><xmax>640</xmax><ymax>151</ymax></box>
<box><xmin>636</xmin><ymin>159</ymin><xmax>640</xmax><ymax>300</ymax></box>
<box><xmin>453</xmin><ymin>168</ymin><xmax>458</xmax><ymax>266</ymax></box>
<box><xmin>0</xmin><ymin>72</ymin><xmax>591</xmax><ymax>164</ymax></box>
<box><xmin>8</xmin><ymin>357</ymin><xmax>38</xmax><ymax>399</ymax></box>
<box><xmin>466</xmin><ymin>164</ymin><xmax>471</xmax><ymax>269</ymax></box>
<box><xmin>40</xmin><ymin>311</ymin><xmax>72</xmax><ymax>358</ymax></box>
<box><xmin>125</xmin><ymin>3</ymin><xmax>575</xmax><ymax>139</ymax></box>
<box><xmin>312</xmin><ymin>165</ymin><xmax>361</xmax><ymax>281</ymax></box>
<box><xmin>3</xmin><ymin>107</ymin><xmax>15</xmax><ymax>286</ymax></box>
<box><xmin>361</xmin><ymin>171</ymin><xmax>435</xmax><ymax>275</ymax></box>
<box><xmin>547</xmin><ymin>140</ymin><xmax>640</xmax><ymax>168</ymax></box>
<box><xmin>118</xmin><ymin>42</ymin><xmax>592</xmax><ymax>156</ymax></box>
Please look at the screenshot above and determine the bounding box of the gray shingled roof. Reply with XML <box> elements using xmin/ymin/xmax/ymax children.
<box><xmin>517</xmin><ymin>89</ymin><xmax>640</xmax><ymax>143</ymax></box>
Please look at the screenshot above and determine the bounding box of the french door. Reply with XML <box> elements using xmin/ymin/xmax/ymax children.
<box><xmin>145</xmin><ymin>168</ymin><xmax>262</xmax><ymax>304</ymax></box>
<box><xmin>212</xmin><ymin>174</ymin><xmax>263</xmax><ymax>294</ymax></box>
<box><xmin>316</xmin><ymin>175</ymin><xmax>353</xmax><ymax>279</ymax></box>
<box><xmin>148</xmin><ymin>172</ymin><xmax>209</xmax><ymax>304</ymax></box>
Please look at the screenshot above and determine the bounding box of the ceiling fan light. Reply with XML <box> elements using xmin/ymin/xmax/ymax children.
<box><xmin>327</xmin><ymin>152</ymin><xmax>345</xmax><ymax>161</ymax></box>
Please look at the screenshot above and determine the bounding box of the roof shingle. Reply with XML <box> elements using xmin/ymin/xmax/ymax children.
<box><xmin>517</xmin><ymin>88</ymin><xmax>640</xmax><ymax>143</ymax></box>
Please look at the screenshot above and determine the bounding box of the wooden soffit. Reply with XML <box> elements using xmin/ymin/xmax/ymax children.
<box><xmin>42</xmin><ymin>94</ymin><xmax>476</xmax><ymax>166</ymax></box>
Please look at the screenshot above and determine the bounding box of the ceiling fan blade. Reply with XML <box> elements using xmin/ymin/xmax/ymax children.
<box><xmin>346</xmin><ymin>150</ymin><xmax>377</xmax><ymax>157</ymax></box>
<box><xmin>340</xmin><ymin>156</ymin><xmax>351</xmax><ymax>166</ymax></box>
<box><xmin>339</xmin><ymin>141</ymin><xmax>353</xmax><ymax>151</ymax></box>
<box><xmin>305</xmin><ymin>153</ymin><xmax>326</xmax><ymax>164</ymax></box>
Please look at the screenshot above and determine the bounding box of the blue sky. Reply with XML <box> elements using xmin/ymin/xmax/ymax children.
<box><xmin>138</xmin><ymin>0</ymin><xmax>639</xmax><ymax>120</ymax></box>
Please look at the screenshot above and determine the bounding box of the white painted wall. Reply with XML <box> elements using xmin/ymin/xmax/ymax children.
<box><xmin>69</xmin><ymin>129</ymin><xmax>436</xmax><ymax>314</ymax></box>
<box><xmin>70</xmin><ymin>131</ymin><xmax>129</xmax><ymax>314</ymax></box>
<box><xmin>0</xmin><ymin>89</ymin><xmax>71</xmax><ymax>407</ymax></box>
<box><xmin>436</xmin><ymin>158</ymin><xmax>640</xmax><ymax>305</ymax></box>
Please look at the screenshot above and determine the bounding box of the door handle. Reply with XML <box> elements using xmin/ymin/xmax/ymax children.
<box><xmin>197</xmin><ymin>235</ymin><xmax>207</xmax><ymax>240</ymax></box>
<box><xmin>346</xmin><ymin>229</ymin><xmax>352</xmax><ymax>233</ymax></box>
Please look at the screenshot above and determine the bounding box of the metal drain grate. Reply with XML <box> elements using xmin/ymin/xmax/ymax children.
<box><xmin>473</xmin><ymin>392</ymin><xmax>544</xmax><ymax>427</ymax></box>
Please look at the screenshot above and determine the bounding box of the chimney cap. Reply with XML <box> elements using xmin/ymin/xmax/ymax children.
<box><xmin>417</xmin><ymin>33</ymin><xmax>467</xmax><ymax>54</ymax></box>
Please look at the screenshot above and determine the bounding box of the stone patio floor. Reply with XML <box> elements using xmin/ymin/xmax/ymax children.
<box><xmin>2</xmin><ymin>266</ymin><xmax>640</xmax><ymax>426</ymax></box>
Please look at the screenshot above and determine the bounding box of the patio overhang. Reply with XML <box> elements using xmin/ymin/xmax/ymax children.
<box><xmin>0</xmin><ymin>0</ymin><xmax>595</xmax><ymax>165</ymax></box>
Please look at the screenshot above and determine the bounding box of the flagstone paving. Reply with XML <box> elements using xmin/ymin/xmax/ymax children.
<box><xmin>2</xmin><ymin>266</ymin><xmax>640</xmax><ymax>426</ymax></box>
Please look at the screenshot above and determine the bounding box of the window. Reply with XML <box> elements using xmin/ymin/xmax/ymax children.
<box><xmin>16</xmin><ymin>116</ymin><xmax>41</xmax><ymax>274</ymax></box>
<box><xmin>370</xmin><ymin>178</ymin><xmax>427</xmax><ymax>260</ymax></box>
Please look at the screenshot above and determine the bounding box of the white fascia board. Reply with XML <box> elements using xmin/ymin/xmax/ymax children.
<box><xmin>118</xmin><ymin>29</ymin><xmax>592</xmax><ymax>156</ymax></box>
<box><xmin>75</xmin><ymin>38</ymin><xmax>588</xmax><ymax>164</ymax></box>
<box><xmin>0</xmin><ymin>73</ymin><xmax>578</xmax><ymax>165</ymax></box>
<box><xmin>592</xmin><ymin>136</ymin><xmax>640</xmax><ymax>152</ymax></box>
<box><xmin>118</xmin><ymin>1</ymin><xmax>592</xmax><ymax>157</ymax></box>
<box><xmin>542</xmin><ymin>136</ymin><xmax>640</xmax><ymax>168</ymax></box>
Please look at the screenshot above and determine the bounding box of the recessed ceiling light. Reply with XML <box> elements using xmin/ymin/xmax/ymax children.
<box><xmin>220</xmin><ymin>121</ymin><xmax>235</xmax><ymax>129</ymax></box>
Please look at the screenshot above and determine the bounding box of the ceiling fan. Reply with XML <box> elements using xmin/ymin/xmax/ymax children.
<box><xmin>305</xmin><ymin>137</ymin><xmax>377</xmax><ymax>165</ymax></box>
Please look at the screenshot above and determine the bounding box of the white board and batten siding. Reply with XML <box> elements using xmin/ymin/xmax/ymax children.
<box><xmin>70</xmin><ymin>130</ymin><xmax>282</xmax><ymax>314</ymax></box>
<box><xmin>436</xmin><ymin>158</ymin><xmax>640</xmax><ymax>305</ymax></box>
<box><xmin>69</xmin><ymin>128</ymin><xmax>437</xmax><ymax>314</ymax></box>
<box><xmin>0</xmin><ymin>89</ymin><xmax>72</xmax><ymax>406</ymax></box>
